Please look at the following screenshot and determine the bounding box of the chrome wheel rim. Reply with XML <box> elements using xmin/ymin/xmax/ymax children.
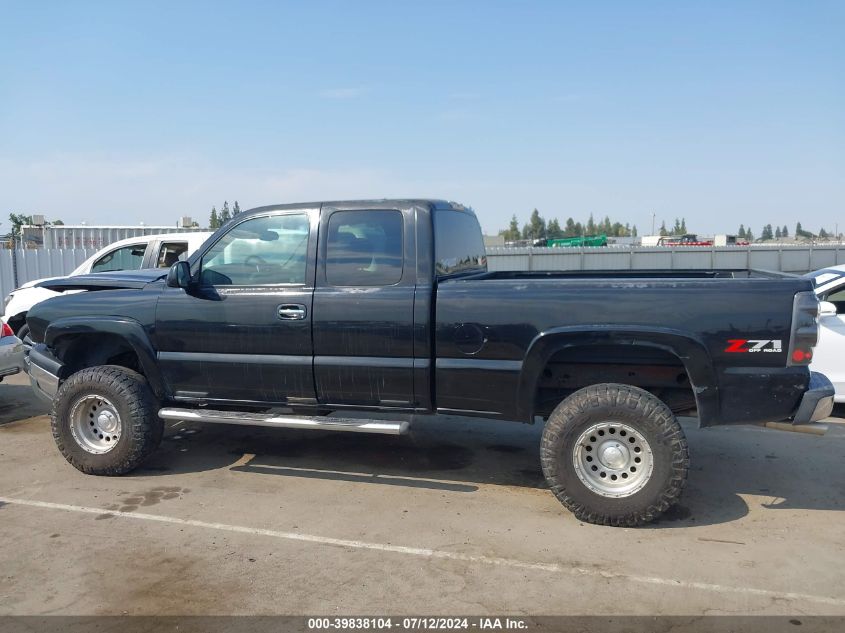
<box><xmin>69</xmin><ymin>394</ymin><xmax>122</xmax><ymax>454</ymax></box>
<box><xmin>572</xmin><ymin>421</ymin><xmax>654</xmax><ymax>498</ymax></box>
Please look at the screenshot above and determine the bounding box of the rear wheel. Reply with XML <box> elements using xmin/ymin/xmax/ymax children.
<box><xmin>51</xmin><ymin>365</ymin><xmax>163</xmax><ymax>475</ymax></box>
<box><xmin>540</xmin><ymin>383</ymin><xmax>689</xmax><ymax>526</ymax></box>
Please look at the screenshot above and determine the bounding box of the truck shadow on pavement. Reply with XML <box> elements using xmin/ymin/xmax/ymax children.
<box><xmin>653</xmin><ymin>421</ymin><xmax>845</xmax><ymax>528</ymax></box>
<box><xmin>133</xmin><ymin>414</ymin><xmax>845</xmax><ymax>528</ymax></box>
<box><xmin>0</xmin><ymin>382</ymin><xmax>50</xmax><ymax>425</ymax></box>
<box><xmin>136</xmin><ymin>414</ymin><xmax>546</xmax><ymax>495</ymax></box>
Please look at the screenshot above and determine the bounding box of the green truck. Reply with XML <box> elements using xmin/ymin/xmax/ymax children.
<box><xmin>533</xmin><ymin>234</ymin><xmax>608</xmax><ymax>247</ymax></box>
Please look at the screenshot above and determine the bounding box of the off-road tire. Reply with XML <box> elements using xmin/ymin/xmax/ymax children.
<box><xmin>51</xmin><ymin>365</ymin><xmax>163</xmax><ymax>475</ymax></box>
<box><xmin>540</xmin><ymin>383</ymin><xmax>689</xmax><ymax>526</ymax></box>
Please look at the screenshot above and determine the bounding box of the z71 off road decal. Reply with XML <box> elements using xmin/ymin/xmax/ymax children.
<box><xmin>724</xmin><ymin>339</ymin><xmax>783</xmax><ymax>353</ymax></box>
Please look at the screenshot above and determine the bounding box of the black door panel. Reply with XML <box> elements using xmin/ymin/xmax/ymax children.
<box><xmin>313</xmin><ymin>206</ymin><xmax>417</xmax><ymax>408</ymax></box>
<box><xmin>155</xmin><ymin>209</ymin><xmax>318</xmax><ymax>405</ymax></box>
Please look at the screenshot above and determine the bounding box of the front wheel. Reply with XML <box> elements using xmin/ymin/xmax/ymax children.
<box><xmin>51</xmin><ymin>365</ymin><xmax>163</xmax><ymax>475</ymax></box>
<box><xmin>540</xmin><ymin>383</ymin><xmax>689</xmax><ymax>527</ymax></box>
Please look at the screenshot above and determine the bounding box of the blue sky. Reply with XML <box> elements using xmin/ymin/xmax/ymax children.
<box><xmin>1</xmin><ymin>0</ymin><xmax>842</xmax><ymax>235</ymax></box>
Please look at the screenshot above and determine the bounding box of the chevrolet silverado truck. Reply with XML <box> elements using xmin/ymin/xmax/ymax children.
<box><xmin>25</xmin><ymin>200</ymin><xmax>834</xmax><ymax>526</ymax></box>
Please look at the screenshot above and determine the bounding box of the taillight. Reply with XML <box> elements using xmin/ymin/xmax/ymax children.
<box><xmin>0</xmin><ymin>322</ymin><xmax>13</xmax><ymax>338</ymax></box>
<box><xmin>787</xmin><ymin>291</ymin><xmax>820</xmax><ymax>366</ymax></box>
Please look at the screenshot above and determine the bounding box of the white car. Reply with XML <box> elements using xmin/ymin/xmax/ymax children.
<box><xmin>3</xmin><ymin>232</ymin><xmax>212</xmax><ymax>343</ymax></box>
<box><xmin>807</xmin><ymin>264</ymin><xmax>845</xmax><ymax>403</ymax></box>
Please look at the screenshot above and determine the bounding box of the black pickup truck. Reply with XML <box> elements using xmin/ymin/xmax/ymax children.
<box><xmin>25</xmin><ymin>200</ymin><xmax>834</xmax><ymax>526</ymax></box>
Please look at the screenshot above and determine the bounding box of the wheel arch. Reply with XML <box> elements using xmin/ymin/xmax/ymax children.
<box><xmin>45</xmin><ymin>316</ymin><xmax>166</xmax><ymax>398</ymax></box>
<box><xmin>6</xmin><ymin>311</ymin><xmax>28</xmax><ymax>335</ymax></box>
<box><xmin>517</xmin><ymin>326</ymin><xmax>719</xmax><ymax>425</ymax></box>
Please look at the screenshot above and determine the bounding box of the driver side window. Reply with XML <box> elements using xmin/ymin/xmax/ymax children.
<box><xmin>200</xmin><ymin>214</ymin><xmax>309</xmax><ymax>286</ymax></box>
<box><xmin>91</xmin><ymin>243</ymin><xmax>146</xmax><ymax>273</ymax></box>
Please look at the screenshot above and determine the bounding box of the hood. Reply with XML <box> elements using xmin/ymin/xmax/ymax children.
<box><xmin>18</xmin><ymin>275</ymin><xmax>67</xmax><ymax>290</ymax></box>
<box><xmin>33</xmin><ymin>268</ymin><xmax>168</xmax><ymax>292</ymax></box>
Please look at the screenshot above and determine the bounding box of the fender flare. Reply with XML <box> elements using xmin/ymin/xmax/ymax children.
<box><xmin>45</xmin><ymin>316</ymin><xmax>166</xmax><ymax>398</ymax></box>
<box><xmin>516</xmin><ymin>325</ymin><xmax>719</xmax><ymax>425</ymax></box>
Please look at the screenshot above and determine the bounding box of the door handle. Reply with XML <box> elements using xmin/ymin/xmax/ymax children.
<box><xmin>277</xmin><ymin>304</ymin><xmax>307</xmax><ymax>320</ymax></box>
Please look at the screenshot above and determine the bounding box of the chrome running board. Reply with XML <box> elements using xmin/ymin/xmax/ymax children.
<box><xmin>158</xmin><ymin>408</ymin><xmax>409</xmax><ymax>435</ymax></box>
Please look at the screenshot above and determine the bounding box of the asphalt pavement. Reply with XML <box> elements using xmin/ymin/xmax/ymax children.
<box><xmin>1</xmin><ymin>371</ymin><xmax>844</xmax><ymax>616</ymax></box>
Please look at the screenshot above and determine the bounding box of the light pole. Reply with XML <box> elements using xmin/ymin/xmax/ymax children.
<box><xmin>651</xmin><ymin>212</ymin><xmax>656</xmax><ymax>235</ymax></box>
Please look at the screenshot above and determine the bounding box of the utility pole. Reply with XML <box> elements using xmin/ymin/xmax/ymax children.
<box><xmin>651</xmin><ymin>212</ymin><xmax>656</xmax><ymax>235</ymax></box>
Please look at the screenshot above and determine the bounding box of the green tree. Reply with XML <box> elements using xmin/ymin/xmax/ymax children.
<box><xmin>658</xmin><ymin>221</ymin><xmax>668</xmax><ymax>237</ymax></box>
<box><xmin>632</xmin><ymin>225</ymin><xmax>638</xmax><ymax>237</ymax></box>
<box><xmin>4</xmin><ymin>213</ymin><xmax>31</xmax><ymax>246</ymax></box>
<box><xmin>522</xmin><ymin>209</ymin><xmax>546</xmax><ymax>241</ymax></box>
<box><xmin>547</xmin><ymin>218</ymin><xmax>563</xmax><ymax>239</ymax></box>
<box><xmin>761</xmin><ymin>224</ymin><xmax>773</xmax><ymax>241</ymax></box>
<box><xmin>233</xmin><ymin>201</ymin><xmax>242</xmax><ymax>215</ymax></box>
<box><xmin>738</xmin><ymin>224</ymin><xmax>746</xmax><ymax>239</ymax></box>
<box><xmin>51</xmin><ymin>219</ymin><xmax>64</xmax><ymax>225</ymax></box>
<box><xmin>795</xmin><ymin>222</ymin><xmax>813</xmax><ymax>239</ymax></box>
<box><xmin>775</xmin><ymin>226</ymin><xmax>782</xmax><ymax>239</ymax></box>
<box><xmin>819</xmin><ymin>228</ymin><xmax>829</xmax><ymax>239</ymax></box>
<box><xmin>209</xmin><ymin>206</ymin><xmax>220</xmax><ymax>229</ymax></box>
<box><xmin>782</xmin><ymin>225</ymin><xmax>789</xmax><ymax>238</ymax></box>
<box><xmin>564</xmin><ymin>217</ymin><xmax>577</xmax><ymax>237</ymax></box>
<box><xmin>499</xmin><ymin>215</ymin><xmax>521</xmax><ymax>241</ymax></box>
<box><xmin>220</xmin><ymin>201</ymin><xmax>232</xmax><ymax>224</ymax></box>
<box><xmin>746</xmin><ymin>227</ymin><xmax>754</xmax><ymax>242</ymax></box>
<box><xmin>8</xmin><ymin>213</ymin><xmax>33</xmax><ymax>236</ymax></box>
<box><xmin>672</xmin><ymin>218</ymin><xmax>682</xmax><ymax>235</ymax></box>
<box><xmin>680</xmin><ymin>218</ymin><xmax>687</xmax><ymax>234</ymax></box>
<box><xmin>586</xmin><ymin>214</ymin><xmax>596</xmax><ymax>235</ymax></box>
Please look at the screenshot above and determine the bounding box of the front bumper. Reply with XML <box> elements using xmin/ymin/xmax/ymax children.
<box><xmin>0</xmin><ymin>335</ymin><xmax>25</xmax><ymax>378</ymax></box>
<box><xmin>792</xmin><ymin>371</ymin><xmax>835</xmax><ymax>425</ymax></box>
<box><xmin>27</xmin><ymin>344</ymin><xmax>64</xmax><ymax>402</ymax></box>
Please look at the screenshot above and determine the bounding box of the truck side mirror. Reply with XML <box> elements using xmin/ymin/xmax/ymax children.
<box><xmin>819</xmin><ymin>301</ymin><xmax>837</xmax><ymax>317</ymax></box>
<box><xmin>166</xmin><ymin>260</ymin><xmax>192</xmax><ymax>289</ymax></box>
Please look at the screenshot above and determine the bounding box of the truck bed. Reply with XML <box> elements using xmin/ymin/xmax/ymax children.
<box><xmin>434</xmin><ymin>270</ymin><xmax>814</xmax><ymax>426</ymax></box>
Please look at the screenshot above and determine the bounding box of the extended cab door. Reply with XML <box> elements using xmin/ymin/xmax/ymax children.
<box><xmin>154</xmin><ymin>209</ymin><xmax>318</xmax><ymax>405</ymax></box>
<box><xmin>312</xmin><ymin>204</ymin><xmax>417</xmax><ymax>408</ymax></box>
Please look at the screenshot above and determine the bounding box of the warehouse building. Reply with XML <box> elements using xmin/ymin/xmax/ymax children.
<box><xmin>19</xmin><ymin>216</ymin><xmax>205</xmax><ymax>250</ymax></box>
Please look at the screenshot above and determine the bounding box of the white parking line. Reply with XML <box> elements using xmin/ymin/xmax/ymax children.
<box><xmin>2</xmin><ymin>495</ymin><xmax>844</xmax><ymax>608</ymax></box>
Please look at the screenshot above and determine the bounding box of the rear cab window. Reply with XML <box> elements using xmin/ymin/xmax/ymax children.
<box><xmin>433</xmin><ymin>209</ymin><xmax>487</xmax><ymax>278</ymax></box>
<box><xmin>325</xmin><ymin>210</ymin><xmax>404</xmax><ymax>286</ymax></box>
